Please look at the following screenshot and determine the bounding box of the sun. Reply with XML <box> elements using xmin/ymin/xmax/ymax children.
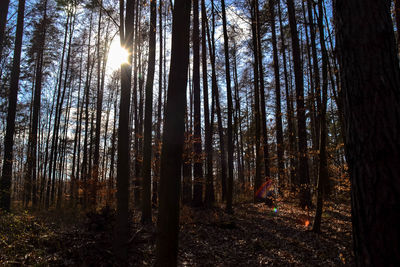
<box><xmin>107</xmin><ymin>36</ymin><xmax>129</xmax><ymax>72</ymax></box>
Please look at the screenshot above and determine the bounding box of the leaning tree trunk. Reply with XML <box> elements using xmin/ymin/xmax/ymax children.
<box><xmin>155</xmin><ymin>1</ymin><xmax>191</xmax><ymax>265</ymax></box>
<box><xmin>334</xmin><ymin>0</ymin><xmax>400</xmax><ymax>265</ymax></box>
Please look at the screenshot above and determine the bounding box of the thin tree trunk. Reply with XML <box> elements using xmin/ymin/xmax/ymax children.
<box><xmin>286</xmin><ymin>0</ymin><xmax>311</xmax><ymax>209</ymax></box>
<box><xmin>221</xmin><ymin>0</ymin><xmax>234</xmax><ymax>214</ymax></box>
<box><xmin>202</xmin><ymin>0</ymin><xmax>214</xmax><ymax>207</ymax></box>
<box><xmin>192</xmin><ymin>0</ymin><xmax>203</xmax><ymax>207</ymax></box>
<box><xmin>278</xmin><ymin>0</ymin><xmax>296</xmax><ymax>189</ymax></box>
<box><xmin>141</xmin><ymin>0</ymin><xmax>156</xmax><ymax>223</ymax></box>
<box><xmin>92</xmin><ymin>0</ymin><xmax>104</xmax><ymax>210</ymax></box>
<box><xmin>153</xmin><ymin>0</ymin><xmax>164</xmax><ymax>206</ymax></box>
<box><xmin>269</xmin><ymin>0</ymin><xmax>284</xmax><ymax>192</ymax></box>
<box><xmin>207</xmin><ymin>0</ymin><xmax>227</xmax><ymax>202</ymax></box>
<box><xmin>251</xmin><ymin>0</ymin><xmax>262</xmax><ymax>202</ymax></box>
<box><xmin>313</xmin><ymin>0</ymin><xmax>329</xmax><ymax>233</ymax></box>
<box><xmin>255</xmin><ymin>0</ymin><xmax>270</xmax><ymax>180</ymax></box>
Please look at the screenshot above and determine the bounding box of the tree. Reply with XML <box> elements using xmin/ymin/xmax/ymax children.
<box><xmin>278</xmin><ymin>0</ymin><xmax>296</xmax><ymax>188</ymax></box>
<box><xmin>142</xmin><ymin>0</ymin><xmax>157</xmax><ymax>224</ymax></box>
<box><xmin>192</xmin><ymin>0</ymin><xmax>203</xmax><ymax>207</ymax></box>
<box><xmin>334</xmin><ymin>0</ymin><xmax>400</xmax><ymax>265</ymax></box>
<box><xmin>286</xmin><ymin>0</ymin><xmax>311</xmax><ymax>209</ymax></box>
<box><xmin>250</xmin><ymin>0</ymin><xmax>262</xmax><ymax>201</ymax></box>
<box><xmin>0</xmin><ymin>0</ymin><xmax>10</xmax><ymax>60</ymax></box>
<box><xmin>0</xmin><ymin>0</ymin><xmax>26</xmax><ymax>212</ymax></box>
<box><xmin>155</xmin><ymin>0</ymin><xmax>191</xmax><ymax>265</ymax></box>
<box><xmin>254</xmin><ymin>0</ymin><xmax>270</xmax><ymax>181</ymax></box>
<box><xmin>207</xmin><ymin>0</ymin><xmax>227</xmax><ymax>202</ymax></box>
<box><xmin>202</xmin><ymin>0</ymin><xmax>214</xmax><ymax>207</ymax></box>
<box><xmin>114</xmin><ymin>0</ymin><xmax>135</xmax><ymax>262</ymax></box>
<box><xmin>394</xmin><ymin>0</ymin><xmax>400</xmax><ymax>52</ymax></box>
<box><xmin>220</xmin><ymin>0</ymin><xmax>234</xmax><ymax>214</ymax></box>
<box><xmin>312</xmin><ymin>0</ymin><xmax>329</xmax><ymax>233</ymax></box>
<box><xmin>268</xmin><ymin>0</ymin><xmax>284</xmax><ymax>191</ymax></box>
<box><xmin>92</xmin><ymin>0</ymin><xmax>104</xmax><ymax>210</ymax></box>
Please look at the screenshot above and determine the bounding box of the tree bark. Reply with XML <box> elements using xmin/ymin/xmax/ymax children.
<box><xmin>334</xmin><ymin>0</ymin><xmax>400</xmax><ymax>265</ymax></box>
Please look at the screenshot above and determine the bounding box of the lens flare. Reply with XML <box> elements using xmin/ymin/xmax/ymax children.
<box><xmin>273</xmin><ymin>207</ymin><xmax>278</xmax><ymax>213</ymax></box>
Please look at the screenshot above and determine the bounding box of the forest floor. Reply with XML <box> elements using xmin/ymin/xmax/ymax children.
<box><xmin>0</xmin><ymin>197</ymin><xmax>353</xmax><ymax>266</ymax></box>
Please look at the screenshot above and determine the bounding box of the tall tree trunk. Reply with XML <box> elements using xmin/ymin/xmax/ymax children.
<box><xmin>108</xmin><ymin>96</ymin><xmax>118</xmax><ymax>205</ymax></box>
<box><xmin>232</xmin><ymin>42</ymin><xmax>244</xmax><ymax>189</ymax></box>
<box><xmin>25</xmin><ymin>0</ymin><xmax>48</xmax><ymax>208</ymax></box>
<box><xmin>155</xmin><ymin>1</ymin><xmax>191</xmax><ymax>265</ymax></box>
<box><xmin>334</xmin><ymin>0</ymin><xmax>400</xmax><ymax>265</ymax></box>
<box><xmin>251</xmin><ymin>0</ymin><xmax>262</xmax><ymax>202</ymax></box>
<box><xmin>202</xmin><ymin>0</ymin><xmax>214</xmax><ymax>207</ymax></box>
<box><xmin>221</xmin><ymin>0</ymin><xmax>234</xmax><ymax>214</ymax></box>
<box><xmin>0</xmin><ymin>0</ymin><xmax>26</xmax><ymax>211</ymax></box>
<box><xmin>207</xmin><ymin>0</ymin><xmax>227</xmax><ymax>202</ymax></box>
<box><xmin>278</xmin><ymin>0</ymin><xmax>296</xmax><ymax>189</ymax></box>
<box><xmin>286</xmin><ymin>0</ymin><xmax>311</xmax><ymax>209</ymax></box>
<box><xmin>45</xmin><ymin>13</ymin><xmax>73</xmax><ymax>209</ymax></box>
<box><xmin>153</xmin><ymin>0</ymin><xmax>164</xmax><ymax>206</ymax></box>
<box><xmin>192</xmin><ymin>0</ymin><xmax>203</xmax><ymax>207</ymax></box>
<box><xmin>141</xmin><ymin>0</ymin><xmax>156</xmax><ymax>224</ymax></box>
<box><xmin>269</xmin><ymin>0</ymin><xmax>284</xmax><ymax>192</ymax></box>
<box><xmin>307</xmin><ymin>0</ymin><xmax>321</xmax><ymax>186</ymax></box>
<box><xmin>92</xmin><ymin>0</ymin><xmax>103</xmax><ymax>210</ymax></box>
<box><xmin>255</xmin><ymin>0</ymin><xmax>270</xmax><ymax>180</ymax></box>
<box><xmin>114</xmin><ymin>0</ymin><xmax>135</xmax><ymax>262</ymax></box>
<box><xmin>71</xmin><ymin>47</ymin><xmax>84</xmax><ymax>207</ymax></box>
<box><xmin>313</xmin><ymin>0</ymin><xmax>329</xmax><ymax>233</ymax></box>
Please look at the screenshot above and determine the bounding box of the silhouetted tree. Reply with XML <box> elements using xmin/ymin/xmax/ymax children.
<box><xmin>335</xmin><ymin>0</ymin><xmax>400</xmax><ymax>265</ymax></box>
